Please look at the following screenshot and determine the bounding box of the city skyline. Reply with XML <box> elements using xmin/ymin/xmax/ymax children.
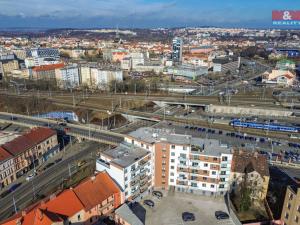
<box><xmin>0</xmin><ymin>0</ymin><xmax>299</xmax><ymax>29</ymax></box>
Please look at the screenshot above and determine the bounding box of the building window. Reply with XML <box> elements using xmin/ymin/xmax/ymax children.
<box><xmin>202</xmin><ymin>183</ymin><xmax>206</xmax><ymax>187</ymax></box>
<box><xmin>125</xmin><ymin>191</ymin><xmax>128</xmax><ymax>196</ymax></box>
<box><xmin>171</xmin><ymin>159</ymin><xmax>175</xmax><ymax>163</ymax></box>
<box><xmin>289</xmin><ymin>193</ymin><xmax>293</xmax><ymax>200</ymax></box>
<box><xmin>141</xmin><ymin>143</ymin><xmax>144</xmax><ymax>147</ymax></box>
<box><xmin>125</xmin><ymin>184</ymin><xmax>128</xmax><ymax>189</ymax></box>
<box><xmin>203</xmin><ymin>177</ymin><xmax>207</xmax><ymax>181</ymax></box>
<box><xmin>285</xmin><ymin>213</ymin><xmax>289</xmax><ymax>219</ymax></box>
<box><xmin>131</xmin><ymin>140</ymin><xmax>134</xmax><ymax>145</ymax></box>
<box><xmin>295</xmin><ymin>216</ymin><xmax>299</xmax><ymax>223</ymax></box>
<box><xmin>220</xmin><ymin>171</ymin><xmax>226</xmax><ymax>175</ymax></box>
<box><xmin>219</xmin><ymin>184</ymin><xmax>224</xmax><ymax>188</ymax></box>
<box><xmin>171</xmin><ymin>166</ymin><xmax>174</xmax><ymax>169</ymax></box>
<box><xmin>171</xmin><ymin>145</ymin><xmax>175</xmax><ymax>149</ymax></box>
<box><xmin>213</xmin><ymin>157</ymin><xmax>218</xmax><ymax>161</ymax></box>
<box><xmin>180</xmin><ymin>153</ymin><xmax>186</xmax><ymax>158</ymax></box>
<box><xmin>191</xmin><ymin>183</ymin><xmax>197</xmax><ymax>187</ymax></box>
<box><xmin>171</xmin><ymin>152</ymin><xmax>175</xmax><ymax>156</ymax></box>
<box><xmin>297</xmin><ymin>205</ymin><xmax>300</xmax><ymax>212</ymax></box>
<box><xmin>170</xmin><ymin>172</ymin><xmax>174</xmax><ymax>176</ymax></box>
<box><xmin>212</xmin><ymin>171</ymin><xmax>216</xmax><ymax>175</ymax></box>
<box><xmin>210</xmin><ymin>184</ymin><xmax>215</xmax><ymax>188</ymax></box>
<box><xmin>78</xmin><ymin>215</ymin><xmax>81</xmax><ymax>221</ymax></box>
<box><xmin>222</xmin><ymin>156</ymin><xmax>228</xmax><ymax>161</ymax></box>
<box><xmin>170</xmin><ymin>179</ymin><xmax>174</xmax><ymax>182</ymax></box>
<box><xmin>204</xmin><ymin>163</ymin><xmax>208</xmax><ymax>167</ymax></box>
<box><xmin>183</xmin><ymin>146</ymin><xmax>187</xmax><ymax>150</ymax></box>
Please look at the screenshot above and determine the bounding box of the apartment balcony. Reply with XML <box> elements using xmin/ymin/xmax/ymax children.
<box><xmin>130</xmin><ymin>167</ymin><xmax>139</xmax><ymax>173</ymax></box>
<box><xmin>178</xmin><ymin>164</ymin><xmax>188</xmax><ymax>168</ymax></box>
<box><xmin>178</xmin><ymin>157</ymin><xmax>188</xmax><ymax>161</ymax></box>
<box><xmin>139</xmin><ymin>159</ymin><xmax>148</xmax><ymax>167</ymax></box>
<box><xmin>130</xmin><ymin>180</ymin><xmax>139</xmax><ymax>187</ymax></box>
<box><xmin>176</xmin><ymin>180</ymin><xmax>188</xmax><ymax>186</ymax></box>
<box><xmin>131</xmin><ymin>188</ymin><xmax>139</xmax><ymax>195</ymax></box>
<box><xmin>131</xmin><ymin>174</ymin><xmax>140</xmax><ymax>182</ymax></box>
<box><xmin>177</xmin><ymin>168</ymin><xmax>189</xmax><ymax>173</ymax></box>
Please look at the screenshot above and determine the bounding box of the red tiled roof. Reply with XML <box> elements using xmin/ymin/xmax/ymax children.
<box><xmin>73</xmin><ymin>171</ymin><xmax>121</xmax><ymax>210</ymax></box>
<box><xmin>44</xmin><ymin>190</ymin><xmax>84</xmax><ymax>217</ymax></box>
<box><xmin>231</xmin><ymin>150</ymin><xmax>269</xmax><ymax>177</ymax></box>
<box><xmin>2</xmin><ymin>127</ymin><xmax>56</xmax><ymax>156</ymax></box>
<box><xmin>32</xmin><ymin>63</ymin><xmax>64</xmax><ymax>72</ymax></box>
<box><xmin>0</xmin><ymin>147</ymin><xmax>13</xmax><ymax>162</ymax></box>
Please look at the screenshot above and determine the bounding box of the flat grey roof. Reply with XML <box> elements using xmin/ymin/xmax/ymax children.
<box><xmin>103</xmin><ymin>143</ymin><xmax>150</xmax><ymax>168</ymax></box>
<box><xmin>129</xmin><ymin>127</ymin><xmax>231</xmax><ymax>156</ymax></box>
<box><xmin>115</xmin><ymin>204</ymin><xmax>144</xmax><ymax>225</ymax></box>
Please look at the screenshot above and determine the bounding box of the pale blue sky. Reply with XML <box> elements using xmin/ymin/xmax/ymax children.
<box><xmin>0</xmin><ymin>0</ymin><xmax>299</xmax><ymax>28</ymax></box>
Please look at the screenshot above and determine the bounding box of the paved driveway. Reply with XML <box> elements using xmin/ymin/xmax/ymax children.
<box><xmin>142</xmin><ymin>191</ymin><xmax>235</xmax><ymax>225</ymax></box>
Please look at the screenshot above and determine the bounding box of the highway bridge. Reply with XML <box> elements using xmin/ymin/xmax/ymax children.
<box><xmin>0</xmin><ymin>112</ymin><xmax>124</xmax><ymax>145</ymax></box>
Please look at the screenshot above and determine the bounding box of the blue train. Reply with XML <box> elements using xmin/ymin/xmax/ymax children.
<box><xmin>230</xmin><ymin>120</ymin><xmax>300</xmax><ymax>133</ymax></box>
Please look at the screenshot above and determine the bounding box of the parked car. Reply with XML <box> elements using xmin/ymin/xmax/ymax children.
<box><xmin>152</xmin><ymin>190</ymin><xmax>163</xmax><ymax>199</ymax></box>
<box><xmin>143</xmin><ymin>199</ymin><xmax>155</xmax><ymax>208</ymax></box>
<box><xmin>215</xmin><ymin>211</ymin><xmax>229</xmax><ymax>220</ymax></box>
<box><xmin>26</xmin><ymin>172</ymin><xmax>36</xmax><ymax>181</ymax></box>
<box><xmin>8</xmin><ymin>183</ymin><xmax>22</xmax><ymax>192</ymax></box>
<box><xmin>182</xmin><ymin>212</ymin><xmax>195</xmax><ymax>222</ymax></box>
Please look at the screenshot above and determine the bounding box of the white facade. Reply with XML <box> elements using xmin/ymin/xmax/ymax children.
<box><xmin>91</xmin><ymin>68</ymin><xmax>123</xmax><ymax>89</ymax></box>
<box><xmin>96</xmin><ymin>145</ymin><xmax>152</xmax><ymax>201</ymax></box>
<box><xmin>60</xmin><ymin>64</ymin><xmax>80</xmax><ymax>88</ymax></box>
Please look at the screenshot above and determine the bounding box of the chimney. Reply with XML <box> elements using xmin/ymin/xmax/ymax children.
<box><xmin>91</xmin><ymin>176</ymin><xmax>96</xmax><ymax>181</ymax></box>
<box><xmin>22</xmin><ymin>211</ymin><xmax>26</xmax><ymax>217</ymax></box>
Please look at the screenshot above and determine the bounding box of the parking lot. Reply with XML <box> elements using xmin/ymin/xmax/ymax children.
<box><xmin>143</xmin><ymin>191</ymin><xmax>234</xmax><ymax>225</ymax></box>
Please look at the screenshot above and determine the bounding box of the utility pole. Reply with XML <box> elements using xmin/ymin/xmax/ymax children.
<box><xmin>13</xmin><ymin>196</ymin><xmax>17</xmax><ymax>213</ymax></box>
<box><xmin>68</xmin><ymin>164</ymin><xmax>72</xmax><ymax>178</ymax></box>
<box><xmin>134</xmin><ymin>83</ymin><xmax>137</xmax><ymax>95</ymax></box>
<box><xmin>72</xmin><ymin>93</ymin><xmax>75</xmax><ymax>107</ymax></box>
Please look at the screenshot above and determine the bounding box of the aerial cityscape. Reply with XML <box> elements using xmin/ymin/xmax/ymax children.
<box><xmin>0</xmin><ymin>1</ymin><xmax>299</xmax><ymax>225</ymax></box>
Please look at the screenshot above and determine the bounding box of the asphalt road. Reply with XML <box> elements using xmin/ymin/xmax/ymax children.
<box><xmin>0</xmin><ymin>141</ymin><xmax>101</xmax><ymax>221</ymax></box>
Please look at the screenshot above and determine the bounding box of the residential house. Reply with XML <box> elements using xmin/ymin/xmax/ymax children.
<box><xmin>230</xmin><ymin>150</ymin><xmax>270</xmax><ymax>201</ymax></box>
<box><xmin>0</xmin><ymin>147</ymin><xmax>16</xmax><ymax>189</ymax></box>
<box><xmin>2</xmin><ymin>127</ymin><xmax>59</xmax><ymax>178</ymax></box>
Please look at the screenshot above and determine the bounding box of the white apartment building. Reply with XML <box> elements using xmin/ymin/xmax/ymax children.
<box><xmin>90</xmin><ymin>68</ymin><xmax>123</xmax><ymax>89</ymax></box>
<box><xmin>96</xmin><ymin>143</ymin><xmax>152</xmax><ymax>201</ymax></box>
<box><xmin>56</xmin><ymin>64</ymin><xmax>80</xmax><ymax>88</ymax></box>
<box><xmin>124</xmin><ymin>128</ymin><xmax>233</xmax><ymax>196</ymax></box>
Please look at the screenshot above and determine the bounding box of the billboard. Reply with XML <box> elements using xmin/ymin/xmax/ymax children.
<box><xmin>272</xmin><ymin>10</ymin><xmax>300</xmax><ymax>26</ymax></box>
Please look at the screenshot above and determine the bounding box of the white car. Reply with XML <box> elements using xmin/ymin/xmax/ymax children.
<box><xmin>26</xmin><ymin>173</ymin><xmax>36</xmax><ymax>181</ymax></box>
